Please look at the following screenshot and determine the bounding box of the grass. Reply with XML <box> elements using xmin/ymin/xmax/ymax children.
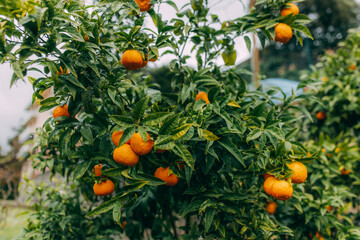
<box><xmin>0</xmin><ymin>206</ymin><xmax>31</xmax><ymax>240</ymax></box>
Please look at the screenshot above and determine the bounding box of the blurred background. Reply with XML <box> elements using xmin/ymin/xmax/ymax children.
<box><xmin>0</xmin><ymin>0</ymin><xmax>360</xmax><ymax>239</ymax></box>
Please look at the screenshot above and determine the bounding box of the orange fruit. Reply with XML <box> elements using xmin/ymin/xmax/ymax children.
<box><xmin>263</xmin><ymin>176</ymin><xmax>276</xmax><ymax>196</ymax></box>
<box><xmin>263</xmin><ymin>173</ymin><xmax>274</xmax><ymax>180</ymax></box>
<box><xmin>321</xmin><ymin>148</ymin><xmax>326</xmax><ymax>153</ymax></box>
<box><xmin>94</xmin><ymin>164</ymin><xmax>103</xmax><ymax>177</ymax></box>
<box><xmin>121</xmin><ymin>221</ymin><xmax>127</xmax><ymax>229</ymax></box>
<box><xmin>316</xmin><ymin>111</ymin><xmax>326</xmax><ymax>120</ymax></box>
<box><xmin>93</xmin><ymin>179</ymin><xmax>115</xmax><ymax>196</ymax></box>
<box><xmin>141</xmin><ymin>59</ymin><xmax>148</xmax><ymax>68</ymax></box>
<box><xmin>154</xmin><ymin>167</ymin><xmax>179</xmax><ymax>186</ymax></box>
<box><xmin>287</xmin><ymin>161</ymin><xmax>307</xmax><ymax>184</ymax></box>
<box><xmin>335</xmin><ymin>147</ymin><xmax>340</xmax><ymax>153</ymax></box>
<box><xmin>113</xmin><ymin>144</ymin><xmax>139</xmax><ymax>166</ymax></box>
<box><xmin>340</xmin><ymin>167</ymin><xmax>351</xmax><ymax>175</ymax></box>
<box><xmin>270</xmin><ymin>180</ymin><xmax>293</xmax><ymax>201</ymax></box>
<box><xmin>121</xmin><ymin>50</ymin><xmax>145</xmax><ymax>70</ymax></box>
<box><xmin>316</xmin><ymin>232</ymin><xmax>324</xmax><ymax>240</ymax></box>
<box><xmin>265</xmin><ymin>201</ymin><xmax>277</xmax><ymax>215</ymax></box>
<box><xmin>134</xmin><ymin>0</ymin><xmax>152</xmax><ymax>12</ymax></box>
<box><xmin>84</xmin><ymin>35</ymin><xmax>89</xmax><ymax>42</ymax></box>
<box><xmin>349</xmin><ymin>64</ymin><xmax>356</xmax><ymax>71</ymax></box>
<box><xmin>322</xmin><ymin>77</ymin><xmax>329</xmax><ymax>82</ymax></box>
<box><xmin>195</xmin><ymin>91</ymin><xmax>210</xmax><ymax>104</ymax></box>
<box><xmin>325</xmin><ymin>205</ymin><xmax>332</xmax><ymax>212</ymax></box>
<box><xmin>274</xmin><ymin>23</ymin><xmax>293</xmax><ymax>44</ymax></box>
<box><xmin>280</xmin><ymin>3</ymin><xmax>299</xmax><ymax>17</ymax></box>
<box><xmin>327</xmin><ymin>153</ymin><xmax>332</xmax><ymax>158</ymax></box>
<box><xmin>112</xmin><ymin>131</ymin><xmax>131</xmax><ymax>146</ymax></box>
<box><xmin>53</xmin><ymin>104</ymin><xmax>70</xmax><ymax>119</ymax></box>
<box><xmin>130</xmin><ymin>132</ymin><xmax>154</xmax><ymax>155</ymax></box>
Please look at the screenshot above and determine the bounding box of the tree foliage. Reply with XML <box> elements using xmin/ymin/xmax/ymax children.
<box><xmin>0</xmin><ymin>0</ymin><xmax>344</xmax><ymax>239</ymax></box>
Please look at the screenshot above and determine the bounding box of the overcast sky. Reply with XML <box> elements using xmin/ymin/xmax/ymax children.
<box><xmin>0</xmin><ymin>0</ymin><xmax>251</xmax><ymax>154</ymax></box>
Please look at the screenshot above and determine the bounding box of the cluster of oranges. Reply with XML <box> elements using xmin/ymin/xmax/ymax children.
<box><xmin>264</xmin><ymin>161</ymin><xmax>307</xmax><ymax>214</ymax></box>
<box><xmin>112</xmin><ymin>131</ymin><xmax>153</xmax><ymax>166</ymax></box>
<box><xmin>274</xmin><ymin>3</ymin><xmax>299</xmax><ymax>44</ymax></box>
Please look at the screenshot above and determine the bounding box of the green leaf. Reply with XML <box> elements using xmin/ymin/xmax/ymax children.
<box><xmin>244</xmin><ymin>36</ymin><xmax>252</xmax><ymax>53</ymax></box>
<box><xmin>205</xmin><ymin>208</ymin><xmax>216</xmax><ymax>233</ymax></box>
<box><xmin>86</xmin><ymin>198</ymin><xmax>117</xmax><ymax>217</ymax></box>
<box><xmin>73</xmin><ymin>160</ymin><xmax>92</xmax><ymax>180</ymax></box>
<box><xmin>122</xmin><ymin>181</ymin><xmax>148</xmax><ymax>195</ymax></box>
<box><xmin>159</xmin><ymin>113</ymin><xmax>180</xmax><ymax>135</ymax></box>
<box><xmin>143</xmin><ymin>112</ymin><xmax>172</xmax><ymax>125</ymax></box>
<box><xmin>110</xmin><ymin>115</ymin><xmax>135</xmax><ymax>127</ymax></box>
<box><xmin>117</xmin><ymin>127</ymin><xmax>135</xmax><ymax>147</ymax></box>
<box><xmin>102</xmin><ymin>167</ymin><xmax>127</xmax><ymax>177</ymax></box>
<box><xmin>112</xmin><ymin>202</ymin><xmax>122</xmax><ymax>225</ymax></box>
<box><xmin>218</xmin><ymin>139</ymin><xmax>245</xmax><ymax>167</ymax></box>
<box><xmin>171</xmin><ymin>124</ymin><xmax>193</xmax><ymax>141</ymax></box>
<box><xmin>291</xmin><ymin>24</ymin><xmax>313</xmax><ymax>40</ymax></box>
<box><xmin>134</xmin><ymin>173</ymin><xmax>166</xmax><ymax>186</ymax></box>
<box><xmin>173</xmin><ymin>144</ymin><xmax>195</xmax><ymax>170</ymax></box>
<box><xmin>246</xmin><ymin>129</ymin><xmax>263</xmax><ymax>142</ymax></box>
<box><xmin>202</xmin><ymin>129</ymin><xmax>220</xmax><ymax>141</ymax></box>
<box><xmin>80</xmin><ymin>126</ymin><xmax>93</xmax><ymax>144</ymax></box>
<box><xmin>132</xmin><ymin>96</ymin><xmax>149</xmax><ymax>121</ymax></box>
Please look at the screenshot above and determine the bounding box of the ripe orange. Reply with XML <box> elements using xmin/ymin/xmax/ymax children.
<box><xmin>274</xmin><ymin>23</ymin><xmax>293</xmax><ymax>44</ymax></box>
<box><xmin>195</xmin><ymin>91</ymin><xmax>210</xmax><ymax>104</ymax></box>
<box><xmin>349</xmin><ymin>64</ymin><xmax>356</xmax><ymax>71</ymax></box>
<box><xmin>93</xmin><ymin>179</ymin><xmax>115</xmax><ymax>196</ymax></box>
<box><xmin>263</xmin><ymin>176</ymin><xmax>276</xmax><ymax>195</ymax></box>
<box><xmin>130</xmin><ymin>132</ymin><xmax>154</xmax><ymax>155</ymax></box>
<box><xmin>154</xmin><ymin>167</ymin><xmax>179</xmax><ymax>186</ymax></box>
<box><xmin>335</xmin><ymin>147</ymin><xmax>341</xmax><ymax>153</ymax></box>
<box><xmin>53</xmin><ymin>104</ymin><xmax>70</xmax><ymax>119</ymax></box>
<box><xmin>113</xmin><ymin>144</ymin><xmax>139</xmax><ymax>166</ymax></box>
<box><xmin>121</xmin><ymin>50</ymin><xmax>145</xmax><ymax>70</ymax></box>
<box><xmin>340</xmin><ymin>167</ymin><xmax>351</xmax><ymax>175</ymax></box>
<box><xmin>270</xmin><ymin>180</ymin><xmax>293</xmax><ymax>201</ymax></box>
<box><xmin>84</xmin><ymin>35</ymin><xmax>89</xmax><ymax>42</ymax></box>
<box><xmin>280</xmin><ymin>3</ymin><xmax>299</xmax><ymax>17</ymax></box>
<box><xmin>287</xmin><ymin>161</ymin><xmax>307</xmax><ymax>184</ymax></box>
<box><xmin>325</xmin><ymin>205</ymin><xmax>332</xmax><ymax>212</ymax></box>
<box><xmin>265</xmin><ymin>201</ymin><xmax>277</xmax><ymax>215</ymax></box>
<box><xmin>316</xmin><ymin>232</ymin><xmax>324</xmax><ymax>240</ymax></box>
<box><xmin>316</xmin><ymin>111</ymin><xmax>326</xmax><ymax>120</ymax></box>
<box><xmin>322</xmin><ymin>77</ymin><xmax>329</xmax><ymax>82</ymax></box>
<box><xmin>112</xmin><ymin>131</ymin><xmax>130</xmax><ymax>146</ymax></box>
<box><xmin>134</xmin><ymin>0</ymin><xmax>152</xmax><ymax>12</ymax></box>
<box><xmin>140</xmin><ymin>59</ymin><xmax>148</xmax><ymax>68</ymax></box>
<box><xmin>94</xmin><ymin>164</ymin><xmax>103</xmax><ymax>177</ymax></box>
<box><xmin>263</xmin><ymin>173</ymin><xmax>274</xmax><ymax>180</ymax></box>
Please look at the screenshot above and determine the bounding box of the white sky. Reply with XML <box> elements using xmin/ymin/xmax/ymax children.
<box><xmin>0</xmin><ymin>0</ymin><xmax>251</xmax><ymax>154</ymax></box>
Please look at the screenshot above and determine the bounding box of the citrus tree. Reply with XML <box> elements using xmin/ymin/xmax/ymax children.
<box><xmin>279</xmin><ymin>29</ymin><xmax>360</xmax><ymax>239</ymax></box>
<box><xmin>0</xmin><ymin>0</ymin><xmax>320</xmax><ymax>239</ymax></box>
